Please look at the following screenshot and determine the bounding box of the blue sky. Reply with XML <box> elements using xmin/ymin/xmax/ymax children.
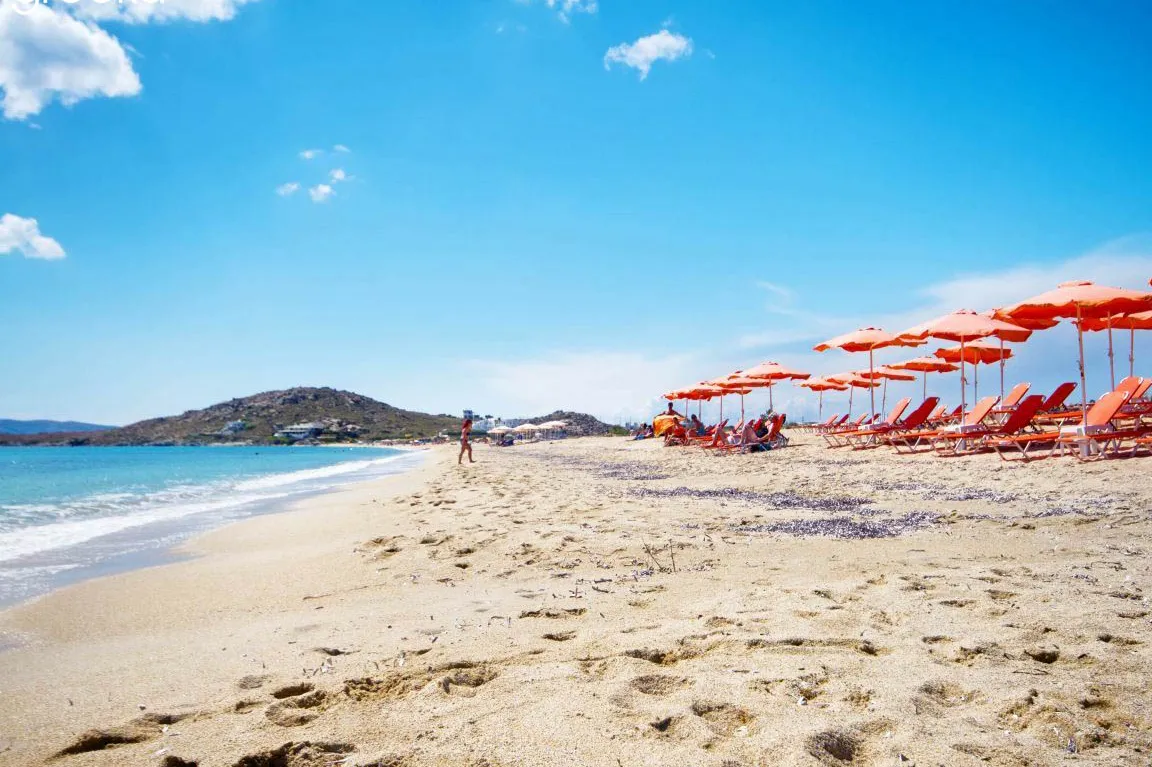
<box><xmin>1</xmin><ymin>0</ymin><xmax>1150</xmax><ymax>425</ymax></box>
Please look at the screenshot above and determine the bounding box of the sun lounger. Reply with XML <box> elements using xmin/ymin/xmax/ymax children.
<box><xmin>928</xmin><ymin>405</ymin><xmax>962</xmax><ymax>427</ymax></box>
<box><xmin>991</xmin><ymin>383</ymin><xmax>1031</xmax><ymax>418</ymax></box>
<box><xmin>824</xmin><ymin>398</ymin><xmax>911</xmax><ymax>447</ymax></box>
<box><xmin>840</xmin><ymin>398</ymin><xmax>939</xmax><ymax>450</ymax></box>
<box><xmin>933</xmin><ymin>394</ymin><xmax>1046</xmax><ymax>456</ymax></box>
<box><xmin>1040</xmin><ymin>382</ymin><xmax>1076</xmax><ymax>412</ymax></box>
<box><xmin>710</xmin><ymin>414</ymin><xmax>787</xmax><ymax>454</ymax></box>
<box><xmin>889</xmin><ymin>397</ymin><xmax>1000</xmax><ymax>454</ymax></box>
<box><xmin>1051</xmin><ymin>390</ymin><xmax>1146</xmax><ymax>461</ymax></box>
<box><xmin>815</xmin><ymin>414</ymin><xmax>849</xmax><ymax>434</ymax></box>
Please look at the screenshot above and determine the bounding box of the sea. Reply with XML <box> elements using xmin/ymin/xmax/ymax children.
<box><xmin>0</xmin><ymin>446</ymin><xmax>423</xmax><ymax>608</ymax></box>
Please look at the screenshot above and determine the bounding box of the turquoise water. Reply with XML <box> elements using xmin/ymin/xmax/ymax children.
<box><xmin>0</xmin><ymin>446</ymin><xmax>421</xmax><ymax>606</ymax></box>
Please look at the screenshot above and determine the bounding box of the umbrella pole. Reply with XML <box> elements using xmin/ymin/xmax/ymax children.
<box><xmin>769</xmin><ymin>384</ymin><xmax>774</xmax><ymax>412</ymax></box>
<box><xmin>740</xmin><ymin>394</ymin><xmax>745</xmax><ymax>424</ymax></box>
<box><xmin>1107</xmin><ymin>318</ymin><xmax>1116</xmax><ymax>391</ymax></box>
<box><xmin>1076</xmin><ymin>304</ymin><xmax>1088</xmax><ymax>419</ymax></box>
<box><xmin>999</xmin><ymin>338</ymin><xmax>1005</xmax><ymax>402</ymax></box>
<box><xmin>960</xmin><ymin>339</ymin><xmax>967</xmax><ymax>422</ymax></box>
<box><xmin>1131</xmin><ymin>326</ymin><xmax>1137</xmax><ymax>379</ymax></box>
<box><xmin>923</xmin><ymin>371</ymin><xmax>927</xmax><ymax>401</ymax></box>
<box><xmin>818</xmin><ymin>391</ymin><xmax>824</xmax><ymax>421</ymax></box>
<box><xmin>882</xmin><ymin>377</ymin><xmax>888</xmax><ymax>414</ymax></box>
<box><xmin>848</xmin><ymin>387</ymin><xmax>854</xmax><ymax>418</ymax></box>
<box><xmin>868</xmin><ymin>348</ymin><xmax>876</xmax><ymax>419</ymax></box>
<box><xmin>974</xmin><ymin>360</ymin><xmax>979</xmax><ymax>401</ymax></box>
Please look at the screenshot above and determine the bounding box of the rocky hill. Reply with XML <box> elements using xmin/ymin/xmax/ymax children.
<box><xmin>524</xmin><ymin>410</ymin><xmax>618</xmax><ymax>436</ymax></box>
<box><xmin>3</xmin><ymin>388</ymin><xmax>462</xmax><ymax>446</ymax></box>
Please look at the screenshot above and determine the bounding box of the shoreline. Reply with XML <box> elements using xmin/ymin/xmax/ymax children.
<box><xmin>1</xmin><ymin>436</ymin><xmax>1149</xmax><ymax>766</ymax></box>
<box><xmin>0</xmin><ymin>446</ymin><xmax>429</xmax><ymax>612</ymax></box>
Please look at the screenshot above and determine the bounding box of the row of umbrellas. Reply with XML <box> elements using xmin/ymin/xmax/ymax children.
<box><xmin>663</xmin><ymin>280</ymin><xmax>1152</xmax><ymax>424</ymax></box>
<box><xmin>489</xmin><ymin>420</ymin><xmax>568</xmax><ymax>436</ymax></box>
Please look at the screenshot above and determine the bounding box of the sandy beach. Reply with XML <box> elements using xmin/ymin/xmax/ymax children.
<box><xmin>1</xmin><ymin>434</ymin><xmax>1150</xmax><ymax>766</ymax></box>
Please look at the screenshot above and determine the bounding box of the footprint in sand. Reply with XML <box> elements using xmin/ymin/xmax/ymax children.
<box><xmin>266</xmin><ymin>686</ymin><xmax>329</xmax><ymax>727</ymax></box>
<box><xmin>54</xmin><ymin>711</ymin><xmax>197</xmax><ymax>757</ymax></box>
<box><xmin>630</xmin><ymin>674</ymin><xmax>688</xmax><ymax>696</ymax></box>
<box><xmin>543</xmin><ymin>631</ymin><xmax>576</xmax><ymax>642</ymax></box>
<box><xmin>231</xmin><ymin>741</ymin><xmax>356</xmax><ymax>767</ymax></box>
<box><xmin>518</xmin><ymin>608</ymin><xmax>586</xmax><ymax>619</ymax></box>
<box><xmin>690</xmin><ymin>701</ymin><xmax>755</xmax><ymax>736</ymax></box>
<box><xmin>913</xmin><ymin>680</ymin><xmax>983</xmax><ymax>715</ymax></box>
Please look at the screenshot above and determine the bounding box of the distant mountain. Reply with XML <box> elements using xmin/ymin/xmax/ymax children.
<box><xmin>0</xmin><ymin>419</ymin><xmax>114</xmax><ymax>435</ymax></box>
<box><xmin>0</xmin><ymin>388</ymin><xmax>461</xmax><ymax>446</ymax></box>
<box><xmin>523</xmin><ymin>410</ymin><xmax>618</xmax><ymax>436</ymax></box>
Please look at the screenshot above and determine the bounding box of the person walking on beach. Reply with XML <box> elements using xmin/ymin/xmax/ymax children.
<box><xmin>459</xmin><ymin>418</ymin><xmax>475</xmax><ymax>464</ymax></box>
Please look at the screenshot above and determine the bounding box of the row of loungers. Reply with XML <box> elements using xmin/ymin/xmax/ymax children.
<box><xmin>665</xmin><ymin>413</ymin><xmax>789</xmax><ymax>453</ymax></box>
<box><xmin>799</xmin><ymin>376</ymin><xmax>1152</xmax><ymax>462</ymax></box>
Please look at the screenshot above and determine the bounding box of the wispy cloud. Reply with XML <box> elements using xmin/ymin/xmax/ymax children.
<box><xmin>604</xmin><ymin>29</ymin><xmax>693</xmax><ymax>80</ymax></box>
<box><xmin>329</xmin><ymin>168</ymin><xmax>347</xmax><ymax>183</ymax></box>
<box><xmin>0</xmin><ymin>213</ymin><xmax>66</xmax><ymax>260</ymax></box>
<box><xmin>275</xmin><ymin>182</ymin><xmax>300</xmax><ymax>197</ymax></box>
<box><xmin>526</xmin><ymin>0</ymin><xmax>597</xmax><ymax>23</ymax></box>
<box><xmin>72</xmin><ymin>0</ymin><xmax>262</xmax><ymax>24</ymax></box>
<box><xmin>299</xmin><ymin>149</ymin><xmax>322</xmax><ymax>160</ymax></box>
<box><xmin>308</xmin><ymin>184</ymin><xmax>334</xmax><ymax>203</ymax></box>
<box><xmin>333</xmin><ymin>144</ymin><xmax>351</xmax><ymax>153</ymax></box>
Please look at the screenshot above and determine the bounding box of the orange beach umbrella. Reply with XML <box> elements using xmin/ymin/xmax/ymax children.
<box><xmin>741</xmin><ymin>361</ymin><xmax>811</xmax><ymax>411</ymax></box>
<box><xmin>934</xmin><ymin>340</ymin><xmax>1014</xmax><ymax>366</ymax></box>
<box><xmin>935</xmin><ymin>341</ymin><xmax>1013</xmax><ymax>401</ymax></box>
<box><xmin>898</xmin><ymin>310</ymin><xmax>1031</xmax><ymax>420</ymax></box>
<box><xmin>709</xmin><ymin>374</ymin><xmax>767</xmax><ymax>422</ymax></box>
<box><xmin>1079</xmin><ymin>311</ymin><xmax>1152</xmax><ymax>378</ymax></box>
<box><xmin>815</xmin><ymin>329</ymin><xmax>922</xmax><ymax>418</ymax></box>
<box><xmin>826</xmin><ymin>373</ymin><xmax>882</xmax><ymax>418</ymax></box>
<box><xmin>996</xmin><ymin>281</ymin><xmax>1152</xmax><ymax>418</ymax></box>
<box><xmin>856</xmin><ymin>366</ymin><xmax>916</xmax><ymax>414</ymax></box>
<box><xmin>888</xmin><ymin>357</ymin><xmax>960</xmax><ymax>400</ymax></box>
<box><xmin>797</xmin><ymin>377</ymin><xmax>848</xmax><ymax>420</ymax></box>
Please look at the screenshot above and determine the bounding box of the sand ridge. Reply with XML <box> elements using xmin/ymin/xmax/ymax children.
<box><xmin>0</xmin><ymin>435</ymin><xmax>1149</xmax><ymax>766</ymax></box>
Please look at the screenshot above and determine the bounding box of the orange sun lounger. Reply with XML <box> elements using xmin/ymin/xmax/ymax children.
<box><xmin>824</xmin><ymin>398</ymin><xmax>911</xmax><ymax>447</ymax></box>
<box><xmin>889</xmin><ymin>396</ymin><xmax>1000</xmax><ymax>454</ymax></box>
<box><xmin>988</xmin><ymin>390</ymin><xmax>1139</xmax><ymax>462</ymax></box>
<box><xmin>1051</xmin><ymin>390</ymin><xmax>1146</xmax><ymax>461</ymax></box>
<box><xmin>841</xmin><ymin>398</ymin><xmax>940</xmax><ymax>450</ymax></box>
<box><xmin>932</xmin><ymin>394</ymin><xmax>1046</xmax><ymax>456</ymax></box>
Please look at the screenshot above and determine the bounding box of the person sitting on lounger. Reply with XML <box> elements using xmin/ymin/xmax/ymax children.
<box><xmin>687</xmin><ymin>414</ymin><xmax>705</xmax><ymax>436</ymax></box>
<box><xmin>737</xmin><ymin>420</ymin><xmax>774</xmax><ymax>451</ymax></box>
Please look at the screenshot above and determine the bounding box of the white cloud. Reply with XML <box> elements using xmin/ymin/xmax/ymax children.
<box><xmin>604</xmin><ymin>29</ymin><xmax>693</xmax><ymax>80</ymax></box>
<box><xmin>0</xmin><ymin>213</ymin><xmax>65</xmax><ymax>259</ymax></box>
<box><xmin>756</xmin><ymin>280</ymin><xmax>794</xmax><ymax>303</ymax></box>
<box><xmin>71</xmin><ymin>0</ymin><xmax>261</xmax><ymax>24</ymax></box>
<box><xmin>333</xmin><ymin>144</ymin><xmax>350</xmax><ymax>153</ymax></box>
<box><xmin>329</xmin><ymin>168</ymin><xmax>347</xmax><ymax>183</ymax></box>
<box><xmin>0</xmin><ymin>2</ymin><xmax>141</xmax><ymax>120</ymax></box>
<box><xmin>299</xmin><ymin>149</ymin><xmax>322</xmax><ymax>160</ymax></box>
<box><xmin>308</xmin><ymin>184</ymin><xmax>334</xmax><ymax>203</ymax></box>
<box><xmin>548</xmin><ymin>0</ymin><xmax>596</xmax><ymax>23</ymax></box>
<box><xmin>466</xmin><ymin>350</ymin><xmax>697</xmax><ymax>424</ymax></box>
<box><xmin>275</xmin><ymin>182</ymin><xmax>300</xmax><ymax>197</ymax></box>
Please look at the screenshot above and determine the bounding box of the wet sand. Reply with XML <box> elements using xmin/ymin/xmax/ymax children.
<box><xmin>1</xmin><ymin>434</ymin><xmax>1150</xmax><ymax>766</ymax></box>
